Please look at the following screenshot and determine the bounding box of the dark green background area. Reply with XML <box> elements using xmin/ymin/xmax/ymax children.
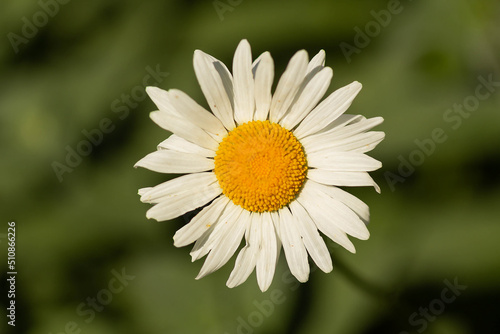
<box><xmin>1</xmin><ymin>0</ymin><xmax>499</xmax><ymax>333</ymax></box>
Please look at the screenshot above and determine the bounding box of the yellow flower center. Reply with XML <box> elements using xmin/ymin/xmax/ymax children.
<box><xmin>214</xmin><ymin>120</ymin><xmax>307</xmax><ymax>212</ymax></box>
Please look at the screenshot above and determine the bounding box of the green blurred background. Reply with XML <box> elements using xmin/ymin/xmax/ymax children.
<box><xmin>1</xmin><ymin>0</ymin><xmax>500</xmax><ymax>333</ymax></box>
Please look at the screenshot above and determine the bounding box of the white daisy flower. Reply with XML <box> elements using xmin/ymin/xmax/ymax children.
<box><xmin>135</xmin><ymin>40</ymin><xmax>384</xmax><ymax>292</ymax></box>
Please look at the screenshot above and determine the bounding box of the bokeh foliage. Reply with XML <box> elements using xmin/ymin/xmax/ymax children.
<box><xmin>1</xmin><ymin>0</ymin><xmax>500</xmax><ymax>333</ymax></box>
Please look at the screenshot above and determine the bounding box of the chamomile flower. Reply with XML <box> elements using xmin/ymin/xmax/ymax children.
<box><xmin>135</xmin><ymin>40</ymin><xmax>384</xmax><ymax>292</ymax></box>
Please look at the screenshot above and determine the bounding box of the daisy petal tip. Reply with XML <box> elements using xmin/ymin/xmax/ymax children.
<box><xmin>145</xmin><ymin>86</ymin><xmax>158</xmax><ymax>94</ymax></box>
<box><xmin>195</xmin><ymin>269</ymin><xmax>210</xmax><ymax>280</ymax></box>
<box><xmin>193</xmin><ymin>49</ymin><xmax>210</xmax><ymax>61</ymax></box>
<box><xmin>145</xmin><ymin>86</ymin><xmax>168</xmax><ymax>100</ymax></box>
<box><xmin>295</xmin><ymin>274</ymin><xmax>309</xmax><ymax>283</ymax></box>
<box><xmin>296</xmin><ymin>49</ymin><xmax>309</xmax><ymax>59</ymax></box>
<box><xmin>148</xmin><ymin>110</ymin><xmax>158</xmax><ymax>120</ymax></box>
<box><xmin>323</xmin><ymin>264</ymin><xmax>334</xmax><ymax>274</ymax></box>
<box><xmin>145</xmin><ymin>214</ymin><xmax>158</xmax><ymax>222</ymax></box>
<box><xmin>257</xmin><ymin>275</ymin><xmax>272</xmax><ymax>292</ymax></box>
<box><xmin>133</xmin><ymin>156</ymin><xmax>151</xmax><ymax>170</ymax></box>
<box><xmin>226</xmin><ymin>278</ymin><xmax>240</xmax><ymax>289</ymax></box>
<box><xmin>358</xmin><ymin>230</ymin><xmax>370</xmax><ymax>241</ymax></box>
<box><xmin>322</xmin><ymin>66</ymin><xmax>334</xmax><ymax>78</ymax></box>
<box><xmin>139</xmin><ymin>195</ymin><xmax>150</xmax><ymax>203</ymax></box>
<box><xmin>237</xmin><ymin>39</ymin><xmax>251</xmax><ymax>48</ymax></box>
<box><xmin>314</xmin><ymin>49</ymin><xmax>325</xmax><ymax>58</ymax></box>
<box><xmin>172</xmin><ymin>240</ymin><xmax>182</xmax><ymax>249</ymax></box>
<box><xmin>261</xmin><ymin>51</ymin><xmax>272</xmax><ymax>59</ymax></box>
<box><xmin>258</xmin><ymin>283</ymin><xmax>270</xmax><ymax>293</ymax></box>
<box><xmin>193</xmin><ymin>50</ymin><xmax>205</xmax><ymax>64</ymax></box>
<box><xmin>133</xmin><ymin>159</ymin><xmax>144</xmax><ymax>169</ymax></box>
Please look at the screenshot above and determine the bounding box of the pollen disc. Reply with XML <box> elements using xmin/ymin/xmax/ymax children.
<box><xmin>214</xmin><ymin>120</ymin><xmax>307</xmax><ymax>212</ymax></box>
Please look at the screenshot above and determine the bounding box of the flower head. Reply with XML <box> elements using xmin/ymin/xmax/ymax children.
<box><xmin>135</xmin><ymin>40</ymin><xmax>384</xmax><ymax>292</ymax></box>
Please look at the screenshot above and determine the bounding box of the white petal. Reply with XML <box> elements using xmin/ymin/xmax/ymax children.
<box><xmin>296</xmin><ymin>187</ymin><xmax>356</xmax><ymax>253</ymax></box>
<box><xmin>310</xmin><ymin>114</ymin><xmax>365</xmax><ymax>136</ymax></box>
<box><xmin>134</xmin><ymin>150</ymin><xmax>214</xmax><ymax>174</ymax></box>
<box><xmin>300</xmin><ymin>115</ymin><xmax>365</xmax><ymax>152</ymax></box>
<box><xmin>138</xmin><ymin>187</ymin><xmax>152</xmax><ymax>196</ymax></box>
<box><xmin>145</xmin><ymin>86</ymin><xmax>177</xmax><ymax>115</ymax></box>
<box><xmin>330</xmin><ymin>117</ymin><xmax>385</xmax><ymax>141</ymax></box>
<box><xmin>193</xmin><ymin>50</ymin><xmax>236</xmax><ymax>130</ymax></box>
<box><xmin>299</xmin><ymin>182</ymin><xmax>370</xmax><ymax>240</ymax></box>
<box><xmin>269</xmin><ymin>50</ymin><xmax>309</xmax><ymax>123</ymax></box>
<box><xmin>233</xmin><ymin>40</ymin><xmax>255</xmax><ymax>124</ymax></box>
<box><xmin>289</xmin><ymin>201</ymin><xmax>333</xmax><ymax>273</ymax></box>
<box><xmin>167</xmin><ymin>89</ymin><xmax>227</xmax><ymax>140</ymax></box>
<box><xmin>140</xmin><ymin>172</ymin><xmax>217</xmax><ymax>204</ymax></box>
<box><xmin>308</xmin><ymin>117</ymin><xmax>385</xmax><ymax>146</ymax></box>
<box><xmin>278</xmin><ymin>207</ymin><xmax>309</xmax><ymax>282</ymax></box>
<box><xmin>345</xmin><ymin>131</ymin><xmax>385</xmax><ymax>153</ymax></box>
<box><xmin>256</xmin><ymin>212</ymin><xmax>279</xmax><ymax>292</ymax></box>
<box><xmin>146</xmin><ymin>182</ymin><xmax>222</xmax><ymax>222</ymax></box>
<box><xmin>303</xmin><ymin>131</ymin><xmax>385</xmax><ymax>155</ymax></box>
<box><xmin>305</xmin><ymin>180</ymin><xmax>370</xmax><ymax>223</ymax></box>
<box><xmin>190</xmin><ymin>201</ymin><xmax>241</xmax><ymax>261</ymax></box>
<box><xmin>280</xmin><ymin>66</ymin><xmax>333</xmax><ymax>130</ymax></box>
<box><xmin>227</xmin><ymin>212</ymin><xmax>260</xmax><ymax>288</ymax></box>
<box><xmin>158</xmin><ymin>134</ymin><xmax>216</xmax><ymax>157</ymax></box>
<box><xmin>190</xmin><ymin>225</ymin><xmax>216</xmax><ymax>262</ymax></box>
<box><xmin>196</xmin><ymin>208</ymin><xmax>248</xmax><ymax>279</ymax></box>
<box><xmin>306</xmin><ymin>169</ymin><xmax>381</xmax><ymax>193</ymax></box>
<box><xmin>253</xmin><ymin>52</ymin><xmax>274</xmax><ymax>121</ymax></box>
<box><xmin>294</xmin><ymin>81</ymin><xmax>363</xmax><ymax>139</ymax></box>
<box><xmin>306</xmin><ymin>50</ymin><xmax>325</xmax><ymax>73</ymax></box>
<box><xmin>174</xmin><ymin>196</ymin><xmax>230</xmax><ymax>247</ymax></box>
<box><xmin>307</xmin><ymin>151</ymin><xmax>382</xmax><ymax>172</ymax></box>
<box><xmin>150</xmin><ymin>110</ymin><xmax>219</xmax><ymax>151</ymax></box>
